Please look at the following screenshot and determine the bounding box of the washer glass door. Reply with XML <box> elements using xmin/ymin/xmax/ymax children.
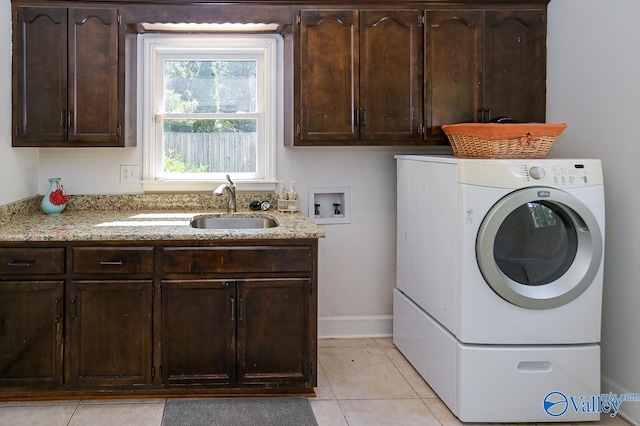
<box><xmin>476</xmin><ymin>187</ymin><xmax>602</xmax><ymax>309</ymax></box>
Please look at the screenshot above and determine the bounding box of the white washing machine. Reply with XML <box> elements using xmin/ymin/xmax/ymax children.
<box><xmin>393</xmin><ymin>155</ymin><xmax>605</xmax><ymax>422</ymax></box>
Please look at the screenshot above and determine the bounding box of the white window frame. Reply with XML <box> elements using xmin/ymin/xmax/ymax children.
<box><xmin>138</xmin><ymin>34</ymin><xmax>281</xmax><ymax>192</ymax></box>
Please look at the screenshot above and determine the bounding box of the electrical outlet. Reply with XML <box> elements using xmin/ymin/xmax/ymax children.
<box><xmin>120</xmin><ymin>165</ymin><xmax>140</xmax><ymax>183</ymax></box>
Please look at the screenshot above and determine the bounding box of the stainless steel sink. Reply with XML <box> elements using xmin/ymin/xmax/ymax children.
<box><xmin>190</xmin><ymin>215</ymin><xmax>278</xmax><ymax>230</ymax></box>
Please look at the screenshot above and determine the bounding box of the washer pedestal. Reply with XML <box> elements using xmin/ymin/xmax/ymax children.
<box><xmin>393</xmin><ymin>289</ymin><xmax>601</xmax><ymax>422</ymax></box>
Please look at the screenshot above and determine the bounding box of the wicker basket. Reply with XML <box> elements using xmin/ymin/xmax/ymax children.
<box><xmin>441</xmin><ymin>123</ymin><xmax>567</xmax><ymax>159</ymax></box>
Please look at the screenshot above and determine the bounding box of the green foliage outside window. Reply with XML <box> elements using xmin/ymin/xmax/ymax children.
<box><xmin>163</xmin><ymin>60</ymin><xmax>257</xmax><ymax>133</ymax></box>
<box><xmin>163</xmin><ymin>149</ymin><xmax>209</xmax><ymax>173</ymax></box>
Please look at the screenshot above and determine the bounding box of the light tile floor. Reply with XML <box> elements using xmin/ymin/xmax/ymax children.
<box><xmin>0</xmin><ymin>338</ymin><xmax>632</xmax><ymax>426</ymax></box>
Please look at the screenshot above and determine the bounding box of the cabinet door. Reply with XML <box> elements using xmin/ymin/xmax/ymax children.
<box><xmin>68</xmin><ymin>8</ymin><xmax>122</xmax><ymax>145</ymax></box>
<box><xmin>425</xmin><ymin>10</ymin><xmax>483</xmax><ymax>141</ymax></box>
<box><xmin>68</xmin><ymin>280</ymin><xmax>153</xmax><ymax>387</ymax></box>
<box><xmin>0</xmin><ymin>281</ymin><xmax>63</xmax><ymax>388</ymax></box>
<box><xmin>237</xmin><ymin>279</ymin><xmax>311</xmax><ymax>385</ymax></box>
<box><xmin>360</xmin><ymin>10</ymin><xmax>422</xmax><ymax>142</ymax></box>
<box><xmin>12</xmin><ymin>6</ymin><xmax>67</xmax><ymax>144</ymax></box>
<box><xmin>483</xmin><ymin>9</ymin><xmax>546</xmax><ymax>123</ymax></box>
<box><xmin>160</xmin><ymin>280</ymin><xmax>235</xmax><ymax>385</ymax></box>
<box><xmin>298</xmin><ymin>10</ymin><xmax>358</xmax><ymax>144</ymax></box>
<box><xmin>12</xmin><ymin>6</ymin><xmax>123</xmax><ymax>147</ymax></box>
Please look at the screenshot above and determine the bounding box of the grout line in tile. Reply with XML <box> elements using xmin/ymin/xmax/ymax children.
<box><xmin>335</xmin><ymin>398</ymin><xmax>351</xmax><ymax>426</ymax></box>
<box><xmin>385</xmin><ymin>351</ymin><xmax>421</xmax><ymax>400</ymax></box>
<box><xmin>160</xmin><ymin>401</ymin><xmax>167</xmax><ymax>426</ymax></box>
<box><xmin>67</xmin><ymin>402</ymin><xmax>80</xmax><ymax>426</ymax></box>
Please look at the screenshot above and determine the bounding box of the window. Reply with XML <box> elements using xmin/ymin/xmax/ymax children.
<box><xmin>139</xmin><ymin>34</ymin><xmax>281</xmax><ymax>192</ymax></box>
<box><xmin>527</xmin><ymin>202</ymin><xmax>558</xmax><ymax>228</ymax></box>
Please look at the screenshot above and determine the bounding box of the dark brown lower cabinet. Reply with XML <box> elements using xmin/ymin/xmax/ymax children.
<box><xmin>0</xmin><ymin>281</ymin><xmax>63</xmax><ymax>388</ymax></box>
<box><xmin>161</xmin><ymin>278</ymin><xmax>312</xmax><ymax>388</ymax></box>
<box><xmin>0</xmin><ymin>240</ymin><xmax>317</xmax><ymax>398</ymax></box>
<box><xmin>0</xmin><ymin>239</ymin><xmax>318</xmax><ymax>399</ymax></box>
<box><xmin>67</xmin><ymin>280</ymin><xmax>154</xmax><ymax>388</ymax></box>
<box><xmin>161</xmin><ymin>280</ymin><xmax>236</xmax><ymax>385</ymax></box>
<box><xmin>238</xmin><ymin>279</ymin><xmax>311</xmax><ymax>385</ymax></box>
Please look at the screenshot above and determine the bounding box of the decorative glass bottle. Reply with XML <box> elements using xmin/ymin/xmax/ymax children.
<box><xmin>41</xmin><ymin>178</ymin><xmax>68</xmax><ymax>215</ymax></box>
<box><xmin>276</xmin><ymin>180</ymin><xmax>288</xmax><ymax>212</ymax></box>
<box><xmin>287</xmin><ymin>181</ymin><xmax>299</xmax><ymax>212</ymax></box>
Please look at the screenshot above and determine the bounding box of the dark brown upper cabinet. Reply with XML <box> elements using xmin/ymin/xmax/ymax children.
<box><xmin>12</xmin><ymin>6</ymin><xmax>127</xmax><ymax>147</ymax></box>
<box><xmin>425</xmin><ymin>8</ymin><xmax>547</xmax><ymax>141</ymax></box>
<box><xmin>294</xmin><ymin>9</ymin><xmax>423</xmax><ymax>146</ymax></box>
<box><xmin>483</xmin><ymin>9</ymin><xmax>547</xmax><ymax>124</ymax></box>
<box><xmin>11</xmin><ymin>1</ymin><xmax>547</xmax><ymax>149</ymax></box>
<box><xmin>424</xmin><ymin>10</ymin><xmax>483</xmax><ymax>142</ymax></box>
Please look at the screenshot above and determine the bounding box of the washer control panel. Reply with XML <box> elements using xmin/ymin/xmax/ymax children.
<box><xmin>550</xmin><ymin>164</ymin><xmax>594</xmax><ymax>186</ymax></box>
<box><xmin>457</xmin><ymin>158</ymin><xmax>603</xmax><ymax>189</ymax></box>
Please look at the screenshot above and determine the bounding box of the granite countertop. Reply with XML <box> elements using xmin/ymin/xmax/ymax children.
<box><xmin>0</xmin><ymin>194</ymin><xmax>326</xmax><ymax>242</ymax></box>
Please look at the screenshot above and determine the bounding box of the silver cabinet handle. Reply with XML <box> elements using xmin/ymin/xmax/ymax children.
<box><xmin>100</xmin><ymin>260</ymin><xmax>124</xmax><ymax>266</ymax></box>
<box><xmin>7</xmin><ymin>260</ymin><xmax>33</xmax><ymax>268</ymax></box>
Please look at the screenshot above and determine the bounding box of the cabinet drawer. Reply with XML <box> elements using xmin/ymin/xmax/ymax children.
<box><xmin>73</xmin><ymin>247</ymin><xmax>154</xmax><ymax>274</ymax></box>
<box><xmin>163</xmin><ymin>246</ymin><xmax>312</xmax><ymax>274</ymax></box>
<box><xmin>0</xmin><ymin>248</ymin><xmax>64</xmax><ymax>274</ymax></box>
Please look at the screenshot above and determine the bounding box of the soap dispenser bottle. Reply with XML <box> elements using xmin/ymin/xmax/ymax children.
<box><xmin>287</xmin><ymin>181</ymin><xmax>298</xmax><ymax>212</ymax></box>
<box><xmin>276</xmin><ymin>180</ymin><xmax>288</xmax><ymax>212</ymax></box>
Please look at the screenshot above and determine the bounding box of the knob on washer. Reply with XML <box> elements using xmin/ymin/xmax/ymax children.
<box><xmin>529</xmin><ymin>166</ymin><xmax>546</xmax><ymax>180</ymax></box>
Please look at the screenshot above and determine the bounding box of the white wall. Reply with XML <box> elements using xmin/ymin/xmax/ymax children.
<box><xmin>547</xmin><ymin>0</ymin><xmax>640</xmax><ymax>422</ymax></box>
<box><xmin>37</xmin><ymin>147</ymin><xmax>142</xmax><ymax>195</ymax></box>
<box><xmin>0</xmin><ymin>0</ymin><xmax>38</xmax><ymax>205</ymax></box>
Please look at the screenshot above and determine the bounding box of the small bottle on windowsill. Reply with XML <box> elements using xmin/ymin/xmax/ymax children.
<box><xmin>287</xmin><ymin>181</ymin><xmax>298</xmax><ymax>212</ymax></box>
<box><xmin>276</xmin><ymin>180</ymin><xmax>288</xmax><ymax>212</ymax></box>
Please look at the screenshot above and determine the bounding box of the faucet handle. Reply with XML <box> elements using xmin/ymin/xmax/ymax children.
<box><xmin>226</xmin><ymin>174</ymin><xmax>235</xmax><ymax>187</ymax></box>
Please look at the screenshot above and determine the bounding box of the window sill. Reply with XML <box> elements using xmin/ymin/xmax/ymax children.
<box><xmin>142</xmin><ymin>180</ymin><xmax>277</xmax><ymax>193</ymax></box>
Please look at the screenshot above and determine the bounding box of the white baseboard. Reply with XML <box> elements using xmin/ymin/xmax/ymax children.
<box><xmin>601</xmin><ymin>375</ymin><xmax>640</xmax><ymax>425</ymax></box>
<box><xmin>318</xmin><ymin>315</ymin><xmax>393</xmax><ymax>339</ymax></box>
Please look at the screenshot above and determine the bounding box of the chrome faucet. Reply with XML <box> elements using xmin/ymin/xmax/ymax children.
<box><xmin>214</xmin><ymin>174</ymin><xmax>236</xmax><ymax>213</ymax></box>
